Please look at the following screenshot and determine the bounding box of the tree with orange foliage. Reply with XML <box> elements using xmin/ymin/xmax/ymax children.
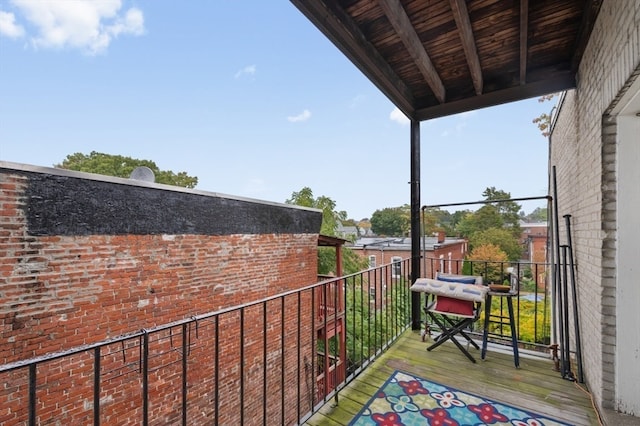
<box><xmin>466</xmin><ymin>243</ymin><xmax>509</xmax><ymax>283</ymax></box>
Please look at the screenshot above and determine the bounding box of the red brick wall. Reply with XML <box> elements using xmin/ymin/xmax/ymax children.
<box><xmin>0</xmin><ymin>165</ymin><xmax>321</xmax><ymax>425</ymax></box>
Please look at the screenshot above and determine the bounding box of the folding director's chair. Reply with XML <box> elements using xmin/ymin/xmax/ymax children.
<box><xmin>411</xmin><ymin>273</ymin><xmax>488</xmax><ymax>363</ymax></box>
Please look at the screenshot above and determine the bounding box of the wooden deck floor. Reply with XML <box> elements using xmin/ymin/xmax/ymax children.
<box><xmin>305</xmin><ymin>329</ymin><xmax>601</xmax><ymax>426</ymax></box>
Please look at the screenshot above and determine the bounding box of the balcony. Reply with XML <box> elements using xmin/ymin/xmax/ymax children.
<box><xmin>1</xmin><ymin>258</ymin><xmax>603</xmax><ymax>425</ymax></box>
<box><xmin>306</xmin><ymin>330</ymin><xmax>599</xmax><ymax>425</ymax></box>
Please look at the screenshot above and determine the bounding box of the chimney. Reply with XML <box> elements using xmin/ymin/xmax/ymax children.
<box><xmin>437</xmin><ymin>231</ymin><xmax>445</xmax><ymax>243</ymax></box>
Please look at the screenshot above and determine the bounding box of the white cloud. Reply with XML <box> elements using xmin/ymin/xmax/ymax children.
<box><xmin>441</xmin><ymin>110</ymin><xmax>477</xmax><ymax>137</ymax></box>
<box><xmin>234</xmin><ymin>64</ymin><xmax>256</xmax><ymax>79</ymax></box>
<box><xmin>6</xmin><ymin>0</ymin><xmax>145</xmax><ymax>54</ymax></box>
<box><xmin>287</xmin><ymin>109</ymin><xmax>311</xmax><ymax>123</ymax></box>
<box><xmin>0</xmin><ymin>10</ymin><xmax>24</xmax><ymax>38</ymax></box>
<box><xmin>389</xmin><ymin>107</ymin><xmax>410</xmax><ymax>125</ymax></box>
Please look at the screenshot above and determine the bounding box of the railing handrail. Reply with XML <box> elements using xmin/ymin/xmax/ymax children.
<box><xmin>1</xmin><ymin>257</ymin><xmax>550</xmax><ymax>373</ymax></box>
<box><xmin>1</xmin><ymin>257</ymin><xmax>551</xmax><ymax>425</ymax></box>
<box><xmin>0</xmin><ymin>272</ymin><xmax>368</xmax><ymax>374</ymax></box>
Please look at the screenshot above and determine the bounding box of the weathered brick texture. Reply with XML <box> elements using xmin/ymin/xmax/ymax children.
<box><xmin>0</xmin><ymin>164</ymin><xmax>322</xmax><ymax>425</ymax></box>
<box><xmin>550</xmin><ymin>0</ymin><xmax>640</xmax><ymax>414</ymax></box>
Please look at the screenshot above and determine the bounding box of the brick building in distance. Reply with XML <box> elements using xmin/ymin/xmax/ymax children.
<box><xmin>520</xmin><ymin>221</ymin><xmax>548</xmax><ymax>264</ymax></box>
<box><xmin>351</xmin><ymin>232</ymin><xmax>468</xmax><ymax>279</ymax></box>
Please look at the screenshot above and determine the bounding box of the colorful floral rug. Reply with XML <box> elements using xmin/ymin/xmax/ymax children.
<box><xmin>348</xmin><ymin>370</ymin><xmax>572</xmax><ymax>426</ymax></box>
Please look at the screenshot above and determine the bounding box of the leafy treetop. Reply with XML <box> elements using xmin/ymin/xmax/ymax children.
<box><xmin>465</xmin><ymin>243</ymin><xmax>509</xmax><ymax>283</ymax></box>
<box><xmin>370</xmin><ymin>206</ymin><xmax>410</xmax><ymax>236</ymax></box>
<box><xmin>532</xmin><ymin>93</ymin><xmax>557</xmax><ymax>137</ymax></box>
<box><xmin>286</xmin><ymin>187</ymin><xmax>367</xmax><ymax>275</ymax></box>
<box><xmin>452</xmin><ymin>187</ymin><xmax>524</xmax><ymax>261</ymax></box>
<box><xmin>286</xmin><ymin>187</ymin><xmax>347</xmax><ymax>238</ymax></box>
<box><xmin>56</xmin><ymin>151</ymin><xmax>198</xmax><ymax>188</ymax></box>
<box><xmin>521</xmin><ymin>207</ymin><xmax>548</xmax><ymax>222</ymax></box>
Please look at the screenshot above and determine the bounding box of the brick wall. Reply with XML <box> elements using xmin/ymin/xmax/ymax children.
<box><xmin>359</xmin><ymin>241</ymin><xmax>468</xmax><ymax>279</ymax></box>
<box><xmin>549</xmin><ymin>0</ymin><xmax>640</xmax><ymax>412</ymax></box>
<box><xmin>0</xmin><ymin>163</ymin><xmax>322</xmax><ymax>424</ymax></box>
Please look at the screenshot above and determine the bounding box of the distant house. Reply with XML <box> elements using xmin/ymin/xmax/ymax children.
<box><xmin>520</xmin><ymin>221</ymin><xmax>548</xmax><ymax>263</ymax></box>
<box><xmin>350</xmin><ymin>232</ymin><xmax>468</xmax><ymax>279</ymax></box>
<box><xmin>335</xmin><ymin>221</ymin><xmax>359</xmax><ymax>240</ymax></box>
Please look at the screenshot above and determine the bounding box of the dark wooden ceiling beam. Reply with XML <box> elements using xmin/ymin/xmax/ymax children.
<box><xmin>415</xmin><ymin>72</ymin><xmax>576</xmax><ymax>121</ymax></box>
<box><xmin>519</xmin><ymin>0</ymin><xmax>529</xmax><ymax>84</ymax></box>
<box><xmin>449</xmin><ymin>0</ymin><xmax>483</xmax><ymax>95</ymax></box>
<box><xmin>377</xmin><ymin>0</ymin><xmax>446</xmax><ymax>103</ymax></box>
<box><xmin>290</xmin><ymin>0</ymin><xmax>416</xmax><ymax>117</ymax></box>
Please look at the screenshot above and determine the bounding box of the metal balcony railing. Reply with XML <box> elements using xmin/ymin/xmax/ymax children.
<box><xmin>0</xmin><ymin>259</ymin><xmax>413</xmax><ymax>426</ymax></box>
<box><xmin>0</xmin><ymin>258</ymin><xmax>550</xmax><ymax>425</ymax></box>
<box><xmin>422</xmin><ymin>258</ymin><xmax>552</xmax><ymax>350</ymax></box>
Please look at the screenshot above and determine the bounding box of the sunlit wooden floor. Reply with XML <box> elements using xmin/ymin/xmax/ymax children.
<box><xmin>305</xmin><ymin>329</ymin><xmax>601</xmax><ymax>426</ymax></box>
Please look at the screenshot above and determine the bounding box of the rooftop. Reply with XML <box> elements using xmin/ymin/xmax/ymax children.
<box><xmin>352</xmin><ymin>236</ymin><xmax>466</xmax><ymax>251</ymax></box>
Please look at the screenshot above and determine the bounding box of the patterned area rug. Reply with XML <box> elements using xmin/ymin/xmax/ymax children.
<box><xmin>349</xmin><ymin>370</ymin><xmax>572</xmax><ymax>426</ymax></box>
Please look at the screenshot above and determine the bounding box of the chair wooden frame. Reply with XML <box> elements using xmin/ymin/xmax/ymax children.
<box><xmin>424</xmin><ymin>300</ymin><xmax>481</xmax><ymax>363</ymax></box>
<box><xmin>411</xmin><ymin>273</ymin><xmax>487</xmax><ymax>363</ymax></box>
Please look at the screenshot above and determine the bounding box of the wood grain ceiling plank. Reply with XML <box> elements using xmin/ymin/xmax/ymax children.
<box><xmin>520</xmin><ymin>0</ymin><xmax>529</xmax><ymax>84</ymax></box>
<box><xmin>449</xmin><ymin>0</ymin><xmax>483</xmax><ymax>95</ymax></box>
<box><xmin>377</xmin><ymin>0</ymin><xmax>446</xmax><ymax>103</ymax></box>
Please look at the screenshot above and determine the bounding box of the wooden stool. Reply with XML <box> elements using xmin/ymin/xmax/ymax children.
<box><xmin>481</xmin><ymin>291</ymin><xmax>520</xmax><ymax>367</ymax></box>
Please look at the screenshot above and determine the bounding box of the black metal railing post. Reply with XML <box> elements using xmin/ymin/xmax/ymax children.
<box><xmin>239</xmin><ymin>309</ymin><xmax>245</xmax><ymax>425</ymax></box>
<box><xmin>29</xmin><ymin>363</ymin><xmax>36</xmax><ymax>426</ymax></box>
<box><xmin>94</xmin><ymin>346</ymin><xmax>101</xmax><ymax>426</ymax></box>
<box><xmin>182</xmin><ymin>323</ymin><xmax>188</xmax><ymax>426</ymax></box>
<box><xmin>296</xmin><ymin>291</ymin><xmax>302</xmax><ymax>423</ymax></box>
<box><xmin>214</xmin><ymin>316</ymin><xmax>220</xmax><ymax>426</ymax></box>
<box><xmin>142</xmin><ymin>330</ymin><xmax>149</xmax><ymax>426</ymax></box>
<box><xmin>281</xmin><ymin>296</ymin><xmax>286</xmax><ymax>425</ymax></box>
<box><xmin>262</xmin><ymin>301</ymin><xmax>268</xmax><ymax>425</ymax></box>
<box><xmin>2</xmin><ymin>258</ymin><xmax>550</xmax><ymax>425</ymax></box>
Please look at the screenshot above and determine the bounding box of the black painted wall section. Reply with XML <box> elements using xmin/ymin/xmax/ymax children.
<box><xmin>18</xmin><ymin>171</ymin><xmax>322</xmax><ymax>236</ymax></box>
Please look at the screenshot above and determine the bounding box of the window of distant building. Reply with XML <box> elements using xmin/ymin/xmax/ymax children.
<box><xmin>368</xmin><ymin>255</ymin><xmax>376</xmax><ymax>268</ymax></box>
<box><xmin>391</xmin><ymin>256</ymin><xmax>402</xmax><ymax>277</ymax></box>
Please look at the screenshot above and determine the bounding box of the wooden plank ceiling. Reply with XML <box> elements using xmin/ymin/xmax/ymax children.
<box><xmin>290</xmin><ymin>0</ymin><xmax>603</xmax><ymax>121</ymax></box>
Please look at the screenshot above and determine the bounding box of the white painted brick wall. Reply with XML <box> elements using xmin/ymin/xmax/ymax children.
<box><xmin>550</xmin><ymin>0</ymin><xmax>640</xmax><ymax>412</ymax></box>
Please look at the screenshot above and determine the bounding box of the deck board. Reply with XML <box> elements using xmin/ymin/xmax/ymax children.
<box><xmin>305</xmin><ymin>329</ymin><xmax>600</xmax><ymax>425</ymax></box>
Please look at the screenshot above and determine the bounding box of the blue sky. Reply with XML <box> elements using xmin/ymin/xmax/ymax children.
<box><xmin>0</xmin><ymin>0</ymin><xmax>553</xmax><ymax>220</ymax></box>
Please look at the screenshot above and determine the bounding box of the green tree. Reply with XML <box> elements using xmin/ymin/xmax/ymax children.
<box><xmin>56</xmin><ymin>151</ymin><xmax>198</xmax><ymax>188</ymax></box>
<box><xmin>421</xmin><ymin>208</ymin><xmax>441</xmax><ymax>236</ymax></box>
<box><xmin>422</xmin><ymin>207</ymin><xmax>453</xmax><ymax>235</ymax></box>
<box><xmin>286</xmin><ymin>187</ymin><xmax>367</xmax><ymax>275</ymax></box>
<box><xmin>344</xmin><ymin>274</ymin><xmax>410</xmax><ymax>371</ymax></box>
<box><xmin>448</xmin><ymin>210</ymin><xmax>470</xmax><ymax>236</ymax></box>
<box><xmin>482</xmin><ymin>187</ymin><xmax>522</xmax><ymax>237</ymax></box>
<box><xmin>523</xmin><ymin>207</ymin><xmax>548</xmax><ymax>222</ymax></box>
<box><xmin>370</xmin><ymin>206</ymin><xmax>410</xmax><ymax>236</ymax></box>
<box><xmin>469</xmin><ymin>228</ymin><xmax>522</xmax><ymax>261</ymax></box>
<box><xmin>286</xmin><ymin>187</ymin><xmax>346</xmax><ymax>237</ymax></box>
<box><xmin>456</xmin><ymin>205</ymin><xmax>503</xmax><ymax>238</ymax></box>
